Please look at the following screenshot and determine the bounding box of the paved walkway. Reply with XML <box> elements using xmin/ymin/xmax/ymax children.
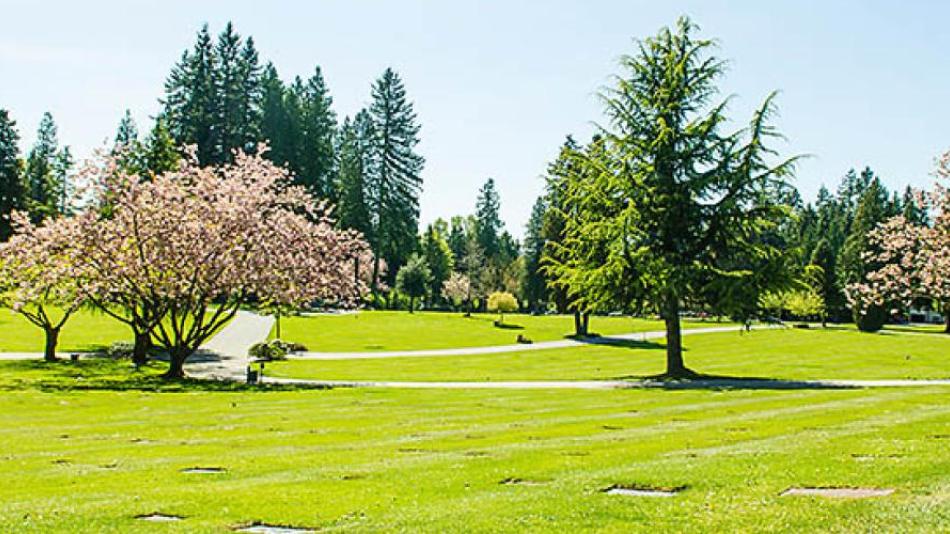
<box><xmin>186</xmin><ymin>310</ymin><xmax>275</xmax><ymax>380</ymax></box>
<box><xmin>263</xmin><ymin>376</ymin><xmax>950</xmax><ymax>390</ymax></box>
<box><xmin>293</xmin><ymin>325</ymin><xmax>751</xmax><ymax>360</ymax></box>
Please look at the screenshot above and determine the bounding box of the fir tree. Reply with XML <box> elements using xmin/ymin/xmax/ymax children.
<box><xmin>335</xmin><ymin>115</ymin><xmax>372</xmax><ymax>237</ymax></box>
<box><xmin>0</xmin><ymin>110</ymin><xmax>26</xmax><ymax>240</ymax></box>
<box><xmin>215</xmin><ymin>23</ymin><xmax>260</xmax><ymax>161</ymax></box>
<box><xmin>421</xmin><ymin>222</ymin><xmax>454</xmax><ymax>305</ymax></box>
<box><xmin>25</xmin><ymin>112</ymin><xmax>70</xmax><ymax>221</ymax></box>
<box><xmin>474</xmin><ymin>177</ymin><xmax>502</xmax><ymax>260</ymax></box>
<box><xmin>162</xmin><ymin>24</ymin><xmax>218</xmax><ymax>165</ymax></box>
<box><xmin>112</xmin><ymin>109</ymin><xmax>144</xmax><ymax>175</ymax></box>
<box><xmin>367</xmin><ymin>68</ymin><xmax>424</xmax><ymax>290</ymax></box>
<box><xmin>297</xmin><ymin>66</ymin><xmax>337</xmax><ymax>199</ymax></box>
<box><xmin>258</xmin><ymin>63</ymin><xmax>291</xmax><ymax>165</ymax></box>
<box><xmin>143</xmin><ymin>118</ymin><xmax>180</xmax><ymax>176</ymax></box>
<box><xmin>522</xmin><ymin>195</ymin><xmax>548</xmax><ymax>312</ymax></box>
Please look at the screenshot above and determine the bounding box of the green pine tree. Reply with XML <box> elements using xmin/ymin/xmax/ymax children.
<box><xmin>297</xmin><ymin>66</ymin><xmax>337</xmax><ymax>199</ymax></box>
<box><xmin>25</xmin><ymin>112</ymin><xmax>70</xmax><ymax>221</ymax></box>
<box><xmin>421</xmin><ymin>222</ymin><xmax>454</xmax><ymax>305</ymax></box>
<box><xmin>367</xmin><ymin>68</ymin><xmax>424</xmax><ymax>290</ymax></box>
<box><xmin>522</xmin><ymin>195</ymin><xmax>548</xmax><ymax>312</ymax></box>
<box><xmin>0</xmin><ymin>110</ymin><xmax>26</xmax><ymax>240</ymax></box>
<box><xmin>143</xmin><ymin>118</ymin><xmax>180</xmax><ymax>176</ymax></box>
<box><xmin>162</xmin><ymin>24</ymin><xmax>218</xmax><ymax>165</ymax></box>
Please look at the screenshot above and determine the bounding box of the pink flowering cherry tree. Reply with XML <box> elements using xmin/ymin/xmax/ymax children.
<box><xmin>71</xmin><ymin>146</ymin><xmax>370</xmax><ymax>378</ymax></box>
<box><xmin>0</xmin><ymin>213</ymin><xmax>88</xmax><ymax>361</ymax></box>
<box><xmin>846</xmin><ymin>150</ymin><xmax>950</xmax><ymax>332</ymax></box>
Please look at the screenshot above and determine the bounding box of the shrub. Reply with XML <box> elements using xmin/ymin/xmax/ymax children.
<box><xmin>487</xmin><ymin>291</ymin><xmax>519</xmax><ymax>324</ymax></box>
<box><xmin>105</xmin><ymin>341</ymin><xmax>135</xmax><ymax>359</ymax></box>
<box><xmin>854</xmin><ymin>304</ymin><xmax>886</xmax><ymax>332</ymax></box>
<box><xmin>247</xmin><ymin>339</ymin><xmax>299</xmax><ymax>361</ymax></box>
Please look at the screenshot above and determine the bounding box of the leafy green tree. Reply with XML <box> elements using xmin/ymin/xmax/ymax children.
<box><xmin>487</xmin><ymin>291</ymin><xmax>518</xmax><ymax>324</ymax></box>
<box><xmin>421</xmin><ymin>222</ymin><xmax>454</xmax><ymax>305</ymax></box>
<box><xmin>0</xmin><ymin>110</ymin><xmax>26</xmax><ymax>240</ymax></box>
<box><xmin>395</xmin><ymin>254</ymin><xmax>430</xmax><ymax>313</ymax></box>
<box><xmin>546</xmin><ymin>18</ymin><xmax>799</xmax><ymax>377</ymax></box>
<box><xmin>367</xmin><ymin>68</ymin><xmax>424</xmax><ymax>291</ymax></box>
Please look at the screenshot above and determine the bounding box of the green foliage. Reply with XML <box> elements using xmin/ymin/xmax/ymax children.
<box><xmin>368</xmin><ymin>68</ymin><xmax>424</xmax><ymax>287</ymax></box>
<box><xmin>0</xmin><ymin>109</ymin><xmax>26</xmax><ymax>241</ymax></box>
<box><xmin>395</xmin><ymin>254</ymin><xmax>430</xmax><ymax>312</ymax></box>
<box><xmin>24</xmin><ymin>112</ymin><xmax>71</xmax><ymax>221</ymax></box>
<box><xmin>487</xmin><ymin>291</ymin><xmax>518</xmax><ymax>323</ymax></box>
<box><xmin>522</xmin><ymin>196</ymin><xmax>548</xmax><ymax>311</ymax></box>
<box><xmin>475</xmin><ymin>178</ymin><xmax>502</xmax><ymax>259</ymax></box>
<box><xmin>421</xmin><ymin>222</ymin><xmax>454</xmax><ymax>304</ymax></box>
<box><xmin>545</xmin><ymin>17</ymin><xmax>800</xmax><ymax>375</ymax></box>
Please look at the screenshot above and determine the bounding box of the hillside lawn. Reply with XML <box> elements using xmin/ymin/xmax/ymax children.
<box><xmin>267</xmin><ymin>327</ymin><xmax>950</xmax><ymax>383</ymax></box>
<box><xmin>269</xmin><ymin>311</ymin><xmax>736</xmax><ymax>352</ymax></box>
<box><xmin>0</xmin><ymin>359</ymin><xmax>947</xmax><ymax>532</ymax></box>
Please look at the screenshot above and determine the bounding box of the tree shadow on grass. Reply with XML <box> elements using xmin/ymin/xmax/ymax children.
<box><xmin>493</xmin><ymin>322</ymin><xmax>525</xmax><ymax>330</ymax></box>
<box><xmin>0</xmin><ymin>359</ymin><xmax>330</xmax><ymax>394</ymax></box>
<box><xmin>570</xmin><ymin>335</ymin><xmax>666</xmax><ymax>350</ymax></box>
<box><xmin>613</xmin><ymin>371</ymin><xmax>859</xmax><ymax>390</ymax></box>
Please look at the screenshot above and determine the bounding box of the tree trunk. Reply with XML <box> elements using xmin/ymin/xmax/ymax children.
<box><xmin>44</xmin><ymin>327</ymin><xmax>60</xmax><ymax>362</ymax></box>
<box><xmin>275</xmin><ymin>310</ymin><xmax>282</xmax><ymax>339</ymax></box>
<box><xmin>583</xmin><ymin>312</ymin><xmax>590</xmax><ymax>335</ymax></box>
<box><xmin>132</xmin><ymin>330</ymin><xmax>150</xmax><ymax>367</ymax></box>
<box><xmin>663</xmin><ymin>293</ymin><xmax>691</xmax><ymax>378</ymax></box>
<box><xmin>944</xmin><ymin>302</ymin><xmax>950</xmax><ymax>334</ymax></box>
<box><xmin>409</xmin><ymin>296</ymin><xmax>415</xmax><ymax>314</ymax></box>
<box><xmin>573</xmin><ymin>311</ymin><xmax>589</xmax><ymax>336</ymax></box>
<box><xmin>163</xmin><ymin>349</ymin><xmax>189</xmax><ymax>379</ymax></box>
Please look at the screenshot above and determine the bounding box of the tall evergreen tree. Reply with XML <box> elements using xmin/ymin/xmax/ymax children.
<box><xmin>447</xmin><ymin>216</ymin><xmax>468</xmax><ymax>269</ymax></box>
<box><xmin>216</xmin><ymin>23</ymin><xmax>260</xmax><ymax>161</ymax></box>
<box><xmin>258</xmin><ymin>63</ymin><xmax>292</xmax><ymax>165</ymax></box>
<box><xmin>335</xmin><ymin>114</ymin><xmax>372</xmax><ymax>237</ymax></box>
<box><xmin>162</xmin><ymin>24</ymin><xmax>218</xmax><ymax>165</ymax></box>
<box><xmin>0</xmin><ymin>110</ymin><xmax>26</xmax><ymax>240</ymax></box>
<box><xmin>839</xmin><ymin>178</ymin><xmax>892</xmax><ymax>329</ymax></box>
<box><xmin>112</xmin><ymin>109</ymin><xmax>145</xmax><ymax>175</ymax></box>
<box><xmin>474</xmin><ymin>177</ymin><xmax>502</xmax><ymax>260</ymax></box>
<box><xmin>143</xmin><ymin>118</ymin><xmax>180</xmax><ymax>176</ymax></box>
<box><xmin>421</xmin><ymin>222</ymin><xmax>454</xmax><ymax>305</ymax></box>
<box><xmin>522</xmin><ymin>195</ymin><xmax>548</xmax><ymax>312</ymax></box>
<box><xmin>25</xmin><ymin>112</ymin><xmax>70</xmax><ymax>221</ymax></box>
<box><xmin>367</xmin><ymin>68</ymin><xmax>424</xmax><ymax>290</ymax></box>
<box><xmin>296</xmin><ymin>66</ymin><xmax>337</xmax><ymax>199</ymax></box>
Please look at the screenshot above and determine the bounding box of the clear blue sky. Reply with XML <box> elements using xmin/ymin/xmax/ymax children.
<box><xmin>2</xmin><ymin>0</ymin><xmax>948</xmax><ymax>237</ymax></box>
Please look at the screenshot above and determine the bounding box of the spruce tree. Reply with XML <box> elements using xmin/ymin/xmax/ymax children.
<box><xmin>112</xmin><ymin>109</ymin><xmax>144</xmax><ymax>175</ymax></box>
<box><xmin>335</xmin><ymin>115</ymin><xmax>372</xmax><ymax>237</ymax></box>
<box><xmin>474</xmin><ymin>178</ymin><xmax>502</xmax><ymax>260</ymax></box>
<box><xmin>297</xmin><ymin>66</ymin><xmax>337</xmax><ymax>199</ymax></box>
<box><xmin>421</xmin><ymin>222</ymin><xmax>454</xmax><ymax>305</ymax></box>
<box><xmin>367</xmin><ymin>68</ymin><xmax>424</xmax><ymax>290</ymax></box>
<box><xmin>143</xmin><ymin>118</ymin><xmax>180</xmax><ymax>176</ymax></box>
<box><xmin>25</xmin><ymin>112</ymin><xmax>70</xmax><ymax>221</ymax></box>
<box><xmin>215</xmin><ymin>23</ymin><xmax>260</xmax><ymax>161</ymax></box>
<box><xmin>522</xmin><ymin>195</ymin><xmax>548</xmax><ymax>312</ymax></box>
<box><xmin>258</xmin><ymin>63</ymin><xmax>291</xmax><ymax>165</ymax></box>
<box><xmin>0</xmin><ymin>110</ymin><xmax>26</xmax><ymax>240</ymax></box>
<box><xmin>162</xmin><ymin>24</ymin><xmax>218</xmax><ymax>165</ymax></box>
<box><xmin>447</xmin><ymin>216</ymin><xmax>468</xmax><ymax>269</ymax></box>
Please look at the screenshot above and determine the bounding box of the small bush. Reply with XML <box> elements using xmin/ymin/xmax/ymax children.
<box><xmin>270</xmin><ymin>339</ymin><xmax>307</xmax><ymax>353</ymax></box>
<box><xmin>105</xmin><ymin>341</ymin><xmax>135</xmax><ymax>359</ymax></box>
<box><xmin>248</xmin><ymin>341</ymin><xmax>287</xmax><ymax>361</ymax></box>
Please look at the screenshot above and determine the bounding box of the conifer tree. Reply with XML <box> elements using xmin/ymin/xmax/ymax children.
<box><xmin>297</xmin><ymin>67</ymin><xmax>337</xmax><ymax>199</ymax></box>
<box><xmin>522</xmin><ymin>195</ymin><xmax>548</xmax><ymax>312</ymax></box>
<box><xmin>475</xmin><ymin>178</ymin><xmax>502</xmax><ymax>260</ymax></box>
<box><xmin>367</xmin><ymin>68</ymin><xmax>424</xmax><ymax>290</ymax></box>
<box><xmin>335</xmin><ymin>115</ymin><xmax>372</xmax><ymax>237</ymax></box>
<box><xmin>25</xmin><ymin>112</ymin><xmax>70</xmax><ymax>221</ymax></box>
<box><xmin>216</xmin><ymin>23</ymin><xmax>260</xmax><ymax>161</ymax></box>
<box><xmin>0</xmin><ymin>110</ymin><xmax>26</xmax><ymax>240</ymax></box>
<box><xmin>143</xmin><ymin>118</ymin><xmax>180</xmax><ymax>176</ymax></box>
<box><xmin>421</xmin><ymin>222</ymin><xmax>454</xmax><ymax>305</ymax></box>
<box><xmin>162</xmin><ymin>24</ymin><xmax>218</xmax><ymax>165</ymax></box>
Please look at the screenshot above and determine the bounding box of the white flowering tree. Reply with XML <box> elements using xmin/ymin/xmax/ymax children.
<box><xmin>846</xmin><ymin>150</ymin><xmax>950</xmax><ymax>333</ymax></box>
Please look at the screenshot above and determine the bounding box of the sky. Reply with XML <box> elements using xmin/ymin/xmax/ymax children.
<box><xmin>1</xmin><ymin>0</ymin><xmax>948</xmax><ymax>237</ymax></box>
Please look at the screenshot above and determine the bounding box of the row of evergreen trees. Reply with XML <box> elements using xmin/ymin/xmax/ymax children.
<box><xmin>0</xmin><ymin>110</ymin><xmax>73</xmax><ymax>239</ymax></box>
<box><xmin>157</xmin><ymin>23</ymin><xmax>424</xmax><ymax>287</ymax></box>
<box><xmin>0</xmin><ymin>22</ymin><xmax>426</xmax><ymax>290</ymax></box>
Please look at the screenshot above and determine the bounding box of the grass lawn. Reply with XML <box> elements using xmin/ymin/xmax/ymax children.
<box><xmin>271</xmin><ymin>311</ymin><xmax>735</xmax><ymax>352</ymax></box>
<box><xmin>0</xmin><ymin>307</ymin><xmax>131</xmax><ymax>353</ymax></box>
<box><xmin>0</xmin><ymin>359</ymin><xmax>947</xmax><ymax>532</ymax></box>
<box><xmin>268</xmin><ymin>327</ymin><xmax>950</xmax><ymax>382</ymax></box>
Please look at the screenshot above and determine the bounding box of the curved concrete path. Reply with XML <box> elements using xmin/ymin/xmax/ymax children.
<box><xmin>293</xmin><ymin>325</ymin><xmax>751</xmax><ymax>360</ymax></box>
<box><xmin>186</xmin><ymin>310</ymin><xmax>275</xmax><ymax>380</ymax></box>
<box><xmin>264</xmin><ymin>376</ymin><xmax>950</xmax><ymax>390</ymax></box>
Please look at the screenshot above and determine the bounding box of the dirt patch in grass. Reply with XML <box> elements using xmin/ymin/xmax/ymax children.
<box><xmin>236</xmin><ymin>522</ymin><xmax>315</xmax><ymax>533</ymax></box>
<box><xmin>780</xmin><ymin>487</ymin><xmax>894</xmax><ymax>498</ymax></box>
<box><xmin>136</xmin><ymin>513</ymin><xmax>183</xmax><ymax>522</ymax></box>
<box><xmin>181</xmin><ymin>467</ymin><xmax>226</xmax><ymax>474</ymax></box>
<box><xmin>500</xmin><ymin>477</ymin><xmax>548</xmax><ymax>486</ymax></box>
<box><xmin>603</xmin><ymin>483</ymin><xmax>686</xmax><ymax>497</ymax></box>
